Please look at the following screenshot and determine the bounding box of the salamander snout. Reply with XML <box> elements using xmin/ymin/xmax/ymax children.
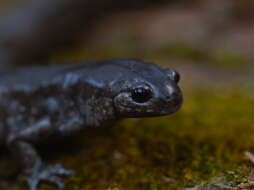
<box><xmin>165</xmin><ymin>81</ymin><xmax>182</xmax><ymax>101</ymax></box>
<box><xmin>113</xmin><ymin>68</ymin><xmax>183</xmax><ymax>118</ymax></box>
<box><xmin>158</xmin><ymin>82</ymin><xmax>183</xmax><ymax>114</ymax></box>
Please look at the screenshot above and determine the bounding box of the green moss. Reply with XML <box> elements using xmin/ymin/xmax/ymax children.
<box><xmin>9</xmin><ymin>88</ymin><xmax>254</xmax><ymax>190</ymax></box>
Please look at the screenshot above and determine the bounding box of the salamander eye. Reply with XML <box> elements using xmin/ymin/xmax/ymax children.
<box><xmin>131</xmin><ymin>87</ymin><xmax>153</xmax><ymax>103</ymax></box>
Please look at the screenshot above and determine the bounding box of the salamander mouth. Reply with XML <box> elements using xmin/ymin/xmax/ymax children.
<box><xmin>159</xmin><ymin>99</ymin><xmax>183</xmax><ymax>116</ymax></box>
<box><xmin>162</xmin><ymin>91</ymin><xmax>183</xmax><ymax>114</ymax></box>
<box><xmin>115</xmin><ymin>94</ymin><xmax>183</xmax><ymax>118</ymax></box>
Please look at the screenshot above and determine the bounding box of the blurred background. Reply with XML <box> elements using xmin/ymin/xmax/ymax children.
<box><xmin>1</xmin><ymin>1</ymin><xmax>254</xmax><ymax>190</ymax></box>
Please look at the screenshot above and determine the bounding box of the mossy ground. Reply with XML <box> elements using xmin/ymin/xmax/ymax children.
<box><xmin>11</xmin><ymin>32</ymin><xmax>254</xmax><ymax>190</ymax></box>
<box><xmin>7</xmin><ymin>88</ymin><xmax>254</xmax><ymax>190</ymax></box>
<box><xmin>6</xmin><ymin>32</ymin><xmax>254</xmax><ymax>190</ymax></box>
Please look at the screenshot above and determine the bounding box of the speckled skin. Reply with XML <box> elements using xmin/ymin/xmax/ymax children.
<box><xmin>0</xmin><ymin>58</ymin><xmax>183</xmax><ymax>190</ymax></box>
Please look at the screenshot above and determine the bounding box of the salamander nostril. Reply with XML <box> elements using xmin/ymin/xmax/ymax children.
<box><xmin>165</xmin><ymin>69</ymin><xmax>180</xmax><ymax>83</ymax></box>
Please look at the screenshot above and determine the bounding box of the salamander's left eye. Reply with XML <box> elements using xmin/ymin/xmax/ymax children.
<box><xmin>165</xmin><ymin>69</ymin><xmax>180</xmax><ymax>83</ymax></box>
<box><xmin>131</xmin><ymin>87</ymin><xmax>153</xmax><ymax>103</ymax></box>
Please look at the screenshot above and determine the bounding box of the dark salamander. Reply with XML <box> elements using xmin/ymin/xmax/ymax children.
<box><xmin>0</xmin><ymin>59</ymin><xmax>183</xmax><ymax>190</ymax></box>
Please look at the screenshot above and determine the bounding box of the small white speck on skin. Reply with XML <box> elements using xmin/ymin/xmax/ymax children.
<box><xmin>32</xmin><ymin>117</ymin><xmax>51</xmax><ymax>128</ymax></box>
<box><xmin>165</xmin><ymin>84</ymin><xmax>174</xmax><ymax>95</ymax></box>
<box><xmin>86</xmin><ymin>78</ymin><xmax>105</xmax><ymax>88</ymax></box>
<box><xmin>144</xmin><ymin>86</ymin><xmax>149</xmax><ymax>90</ymax></box>
<box><xmin>46</xmin><ymin>98</ymin><xmax>59</xmax><ymax>112</ymax></box>
<box><xmin>62</xmin><ymin>73</ymin><xmax>80</xmax><ymax>88</ymax></box>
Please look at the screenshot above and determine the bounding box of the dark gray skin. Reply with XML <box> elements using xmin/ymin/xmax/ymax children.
<box><xmin>0</xmin><ymin>58</ymin><xmax>183</xmax><ymax>190</ymax></box>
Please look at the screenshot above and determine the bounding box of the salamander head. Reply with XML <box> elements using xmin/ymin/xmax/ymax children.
<box><xmin>106</xmin><ymin>59</ymin><xmax>183</xmax><ymax>118</ymax></box>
